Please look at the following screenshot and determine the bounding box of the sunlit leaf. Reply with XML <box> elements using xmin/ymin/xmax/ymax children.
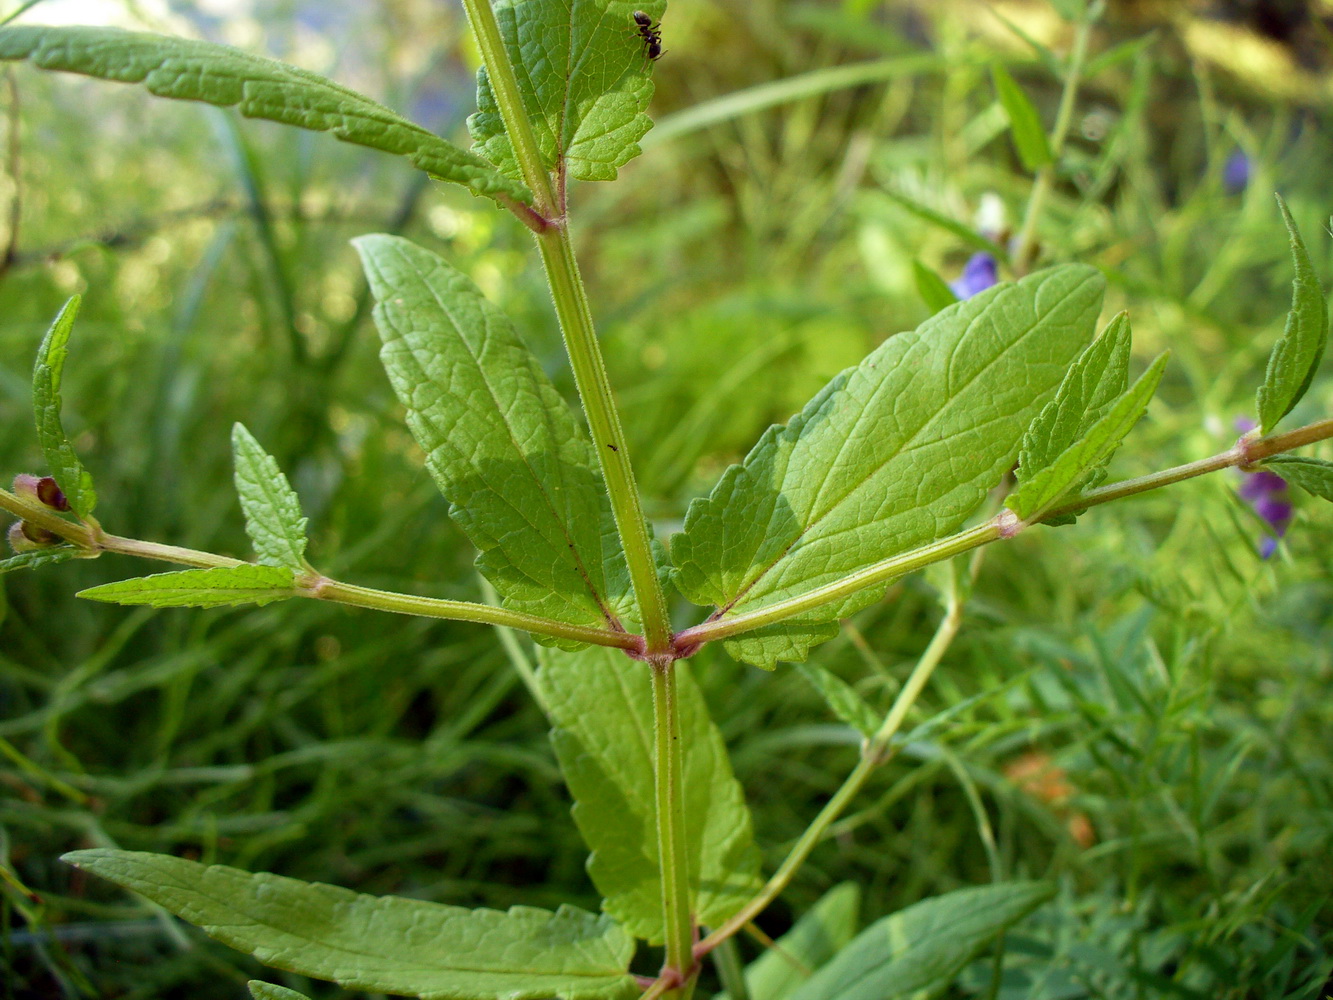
<box><xmin>672</xmin><ymin>266</ymin><xmax>1104</xmax><ymax>668</ymax></box>
<box><xmin>470</xmin><ymin>0</ymin><xmax>664</xmax><ymax>182</ymax></box>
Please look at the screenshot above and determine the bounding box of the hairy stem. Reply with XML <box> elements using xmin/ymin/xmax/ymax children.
<box><xmin>674</xmin><ymin>416</ymin><xmax>1333</xmax><ymax>651</ymax></box>
<box><xmin>459</xmin><ymin>0</ymin><xmax>671</xmax><ymax>653</ymax></box>
<box><xmin>653</xmin><ymin>662</ymin><xmax>697</xmax><ymax>993</ymax></box>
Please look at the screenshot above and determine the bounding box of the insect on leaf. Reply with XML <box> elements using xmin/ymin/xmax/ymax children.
<box><xmin>538</xmin><ymin>646</ymin><xmax>762</xmax><ymax>944</ymax></box>
<box><xmin>32</xmin><ymin>296</ymin><xmax>97</xmax><ymax>520</ymax></box>
<box><xmin>0</xmin><ymin>25</ymin><xmax>530</xmax><ymax>205</ymax></box>
<box><xmin>470</xmin><ymin>0</ymin><xmax>665</xmax><ymax>183</ymax></box>
<box><xmin>1256</xmin><ymin>195</ymin><xmax>1329</xmax><ymax>433</ymax></box>
<box><xmin>231</xmin><ymin>424</ymin><xmax>310</xmax><ymax>572</ymax></box>
<box><xmin>63</xmin><ymin>849</ymin><xmax>639</xmax><ymax>1000</ymax></box>
<box><xmin>78</xmin><ymin>565</ymin><xmax>296</xmax><ymax>609</ymax></box>
<box><xmin>672</xmin><ymin>266</ymin><xmax>1105</xmax><ymax>669</ymax></box>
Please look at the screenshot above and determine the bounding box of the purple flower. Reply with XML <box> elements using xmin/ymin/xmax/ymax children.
<box><xmin>1223</xmin><ymin>150</ymin><xmax>1251</xmax><ymax>195</ymax></box>
<box><xmin>950</xmin><ymin>252</ymin><xmax>999</xmax><ymax>300</ymax></box>
<box><xmin>1238</xmin><ymin>469</ymin><xmax>1291</xmax><ymax>558</ymax></box>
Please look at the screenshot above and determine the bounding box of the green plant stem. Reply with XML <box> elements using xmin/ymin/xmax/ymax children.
<box><xmin>652</xmin><ymin>662</ymin><xmax>698</xmax><ymax>993</ymax></box>
<box><xmin>1012</xmin><ymin>11</ymin><xmax>1094</xmax><ymax>274</ymax></box>
<box><xmin>693</xmin><ymin>593</ymin><xmax>966</xmax><ymax>961</ymax></box>
<box><xmin>458</xmin><ymin>0</ymin><xmax>671</xmax><ymax>654</ymax></box>
<box><xmin>710</xmin><ymin>937</ymin><xmax>750</xmax><ymax>1000</ymax></box>
<box><xmin>0</xmin><ymin>487</ymin><xmax>640</xmax><ymax>650</ymax></box>
<box><xmin>673</xmin><ymin>416</ymin><xmax>1333</xmax><ymax>650</ymax></box>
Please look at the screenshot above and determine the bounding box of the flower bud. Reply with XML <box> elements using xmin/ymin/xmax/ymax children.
<box><xmin>12</xmin><ymin>473</ymin><xmax>41</xmax><ymax>502</ymax></box>
<box><xmin>36</xmin><ymin>477</ymin><xmax>70</xmax><ymax>511</ymax></box>
<box><xmin>8</xmin><ymin>520</ymin><xmax>58</xmax><ymax>553</ymax></box>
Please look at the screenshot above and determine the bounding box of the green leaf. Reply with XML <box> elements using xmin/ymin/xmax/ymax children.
<box><xmin>32</xmin><ymin>296</ymin><xmax>96</xmax><ymax>520</ymax></box>
<box><xmin>1263</xmin><ymin>456</ymin><xmax>1333</xmax><ymax>503</ymax></box>
<box><xmin>0</xmin><ymin>25</ymin><xmax>529</xmax><ymax>205</ymax></box>
<box><xmin>78</xmin><ymin>565</ymin><xmax>295</xmax><ymax>608</ymax></box>
<box><xmin>912</xmin><ymin>260</ymin><xmax>959</xmax><ymax>314</ymax></box>
<box><xmin>63</xmin><ymin>849</ymin><xmax>637</xmax><ymax>1000</ymax></box>
<box><xmin>0</xmin><ymin>546</ymin><xmax>80</xmax><ymax>576</ymax></box>
<box><xmin>796</xmin><ymin>664</ymin><xmax>879</xmax><ymax>738</ymax></box>
<box><xmin>672</xmin><ymin>266</ymin><xmax>1105</xmax><ymax>669</ymax></box>
<box><xmin>877</xmin><ymin>188</ymin><xmax>1010</xmax><ymax>263</ymax></box>
<box><xmin>231</xmin><ymin>423</ymin><xmax>310</xmax><ymax>571</ymax></box>
<box><xmin>469</xmin><ymin>0</ymin><xmax>664</xmax><ymax>182</ymax></box>
<box><xmin>248</xmin><ymin>984</ymin><xmax>312</xmax><ymax>1000</ymax></box>
<box><xmin>786</xmin><ymin>881</ymin><xmax>1055</xmax><ymax>1000</ymax></box>
<box><xmin>354</xmin><ymin>235</ymin><xmax>635</xmax><ymax>642</ymax></box>
<box><xmin>991</xmin><ymin>63</ymin><xmax>1052</xmax><ymax>171</ymax></box>
<box><xmin>537</xmin><ymin>646</ymin><xmax>762</xmax><ymax>944</ymax></box>
<box><xmin>718</xmin><ymin>882</ymin><xmax>862</xmax><ymax>1000</ymax></box>
<box><xmin>1256</xmin><ymin>195</ymin><xmax>1329</xmax><ymax>433</ymax></box>
<box><xmin>1007</xmin><ymin>350</ymin><xmax>1167</xmax><ymax>521</ymax></box>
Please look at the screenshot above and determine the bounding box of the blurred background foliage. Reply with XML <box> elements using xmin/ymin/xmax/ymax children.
<box><xmin>1</xmin><ymin>0</ymin><xmax>1331</xmax><ymax>997</ymax></box>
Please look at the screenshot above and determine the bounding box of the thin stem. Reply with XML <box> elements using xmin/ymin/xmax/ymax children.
<box><xmin>652</xmin><ymin>663</ymin><xmax>697</xmax><ymax>990</ymax></box>
<box><xmin>0</xmin><ymin>487</ymin><xmax>642</xmax><ymax>651</ymax></box>
<box><xmin>1012</xmin><ymin>11</ymin><xmax>1095</xmax><ymax>274</ymax></box>
<box><xmin>674</xmin><ymin>416</ymin><xmax>1333</xmax><ymax>651</ymax></box>
<box><xmin>458</xmin><ymin>0</ymin><xmax>671</xmax><ymax>652</ymax></box>
<box><xmin>537</xmin><ymin>227</ymin><xmax>673</xmax><ymax>652</ymax></box>
<box><xmin>694</xmin><ymin>596</ymin><xmax>965</xmax><ymax>960</ymax></box>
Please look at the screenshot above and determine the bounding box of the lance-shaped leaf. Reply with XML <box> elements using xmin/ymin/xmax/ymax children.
<box><xmin>354</xmin><ymin>235</ymin><xmax>634</xmax><ymax>640</ymax></box>
<box><xmin>248</xmin><ymin>985</ymin><xmax>311</xmax><ymax>1000</ymax></box>
<box><xmin>912</xmin><ymin>260</ymin><xmax>959</xmax><ymax>315</ymax></box>
<box><xmin>0</xmin><ymin>546</ymin><xmax>80</xmax><ymax>576</ymax></box>
<box><xmin>1256</xmin><ymin>196</ymin><xmax>1329</xmax><ymax>433</ymax></box>
<box><xmin>78</xmin><ymin>565</ymin><xmax>295</xmax><ymax>608</ymax></box>
<box><xmin>232</xmin><ymin>423</ymin><xmax>310</xmax><ymax>571</ymax></box>
<box><xmin>718</xmin><ymin>882</ymin><xmax>862</xmax><ymax>1000</ymax></box>
<box><xmin>33</xmin><ymin>296</ymin><xmax>97</xmax><ymax>520</ymax></box>
<box><xmin>469</xmin><ymin>0</ymin><xmax>664</xmax><ymax>182</ymax></box>
<box><xmin>672</xmin><ymin>266</ymin><xmax>1104</xmax><ymax>669</ymax></box>
<box><xmin>1263</xmin><ymin>456</ymin><xmax>1333</xmax><ymax>503</ymax></box>
<box><xmin>537</xmin><ymin>646</ymin><xmax>761</xmax><ymax>944</ymax></box>
<box><xmin>796</xmin><ymin>663</ymin><xmax>879</xmax><ymax>738</ymax></box>
<box><xmin>991</xmin><ymin>63</ymin><xmax>1052</xmax><ymax>171</ymax></box>
<box><xmin>0</xmin><ymin>25</ymin><xmax>529</xmax><ymax>204</ymax></box>
<box><xmin>787</xmin><ymin>881</ymin><xmax>1055</xmax><ymax>1000</ymax></box>
<box><xmin>63</xmin><ymin>849</ymin><xmax>638</xmax><ymax>1000</ymax></box>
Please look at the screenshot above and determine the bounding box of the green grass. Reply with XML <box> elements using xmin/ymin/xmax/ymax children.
<box><xmin>1</xmin><ymin>1</ymin><xmax>1331</xmax><ymax>997</ymax></box>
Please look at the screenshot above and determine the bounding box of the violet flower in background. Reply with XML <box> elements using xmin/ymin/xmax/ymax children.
<box><xmin>950</xmin><ymin>252</ymin><xmax>999</xmax><ymax>299</ymax></box>
<box><xmin>1223</xmin><ymin>149</ymin><xmax>1251</xmax><ymax>195</ymax></box>
<box><xmin>1238</xmin><ymin>470</ymin><xmax>1292</xmax><ymax>558</ymax></box>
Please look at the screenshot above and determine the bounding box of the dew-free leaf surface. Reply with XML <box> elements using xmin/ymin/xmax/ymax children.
<box><xmin>673</xmin><ymin>266</ymin><xmax>1104</xmax><ymax>668</ymax></box>
<box><xmin>248</xmin><ymin>984</ymin><xmax>312</xmax><ymax>1000</ymax></box>
<box><xmin>32</xmin><ymin>296</ymin><xmax>96</xmax><ymax>520</ymax></box>
<box><xmin>537</xmin><ymin>646</ymin><xmax>761</xmax><ymax>944</ymax></box>
<box><xmin>1264</xmin><ymin>456</ymin><xmax>1333</xmax><ymax>502</ymax></box>
<box><xmin>0</xmin><ymin>547</ymin><xmax>80</xmax><ymax>575</ymax></box>
<box><xmin>787</xmin><ymin>881</ymin><xmax>1055</xmax><ymax>1000</ymax></box>
<box><xmin>1256</xmin><ymin>196</ymin><xmax>1328</xmax><ymax>433</ymax></box>
<box><xmin>718</xmin><ymin>882</ymin><xmax>862</xmax><ymax>1000</ymax></box>
<box><xmin>991</xmin><ymin>62</ymin><xmax>1052</xmax><ymax>171</ymax></box>
<box><xmin>355</xmin><ymin>235</ymin><xmax>634</xmax><ymax>640</ymax></box>
<box><xmin>0</xmin><ymin>25</ymin><xmax>529</xmax><ymax>203</ymax></box>
<box><xmin>796</xmin><ymin>663</ymin><xmax>879</xmax><ymax>737</ymax></box>
<box><xmin>469</xmin><ymin>0</ymin><xmax>664</xmax><ymax>182</ymax></box>
<box><xmin>63</xmin><ymin>850</ymin><xmax>638</xmax><ymax>1000</ymax></box>
<box><xmin>232</xmin><ymin>423</ymin><xmax>309</xmax><ymax>571</ymax></box>
<box><xmin>78</xmin><ymin>565</ymin><xmax>295</xmax><ymax>608</ymax></box>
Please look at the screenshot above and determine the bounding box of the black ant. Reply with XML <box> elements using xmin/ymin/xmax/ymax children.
<box><xmin>632</xmin><ymin>10</ymin><xmax>663</xmax><ymax>61</ymax></box>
